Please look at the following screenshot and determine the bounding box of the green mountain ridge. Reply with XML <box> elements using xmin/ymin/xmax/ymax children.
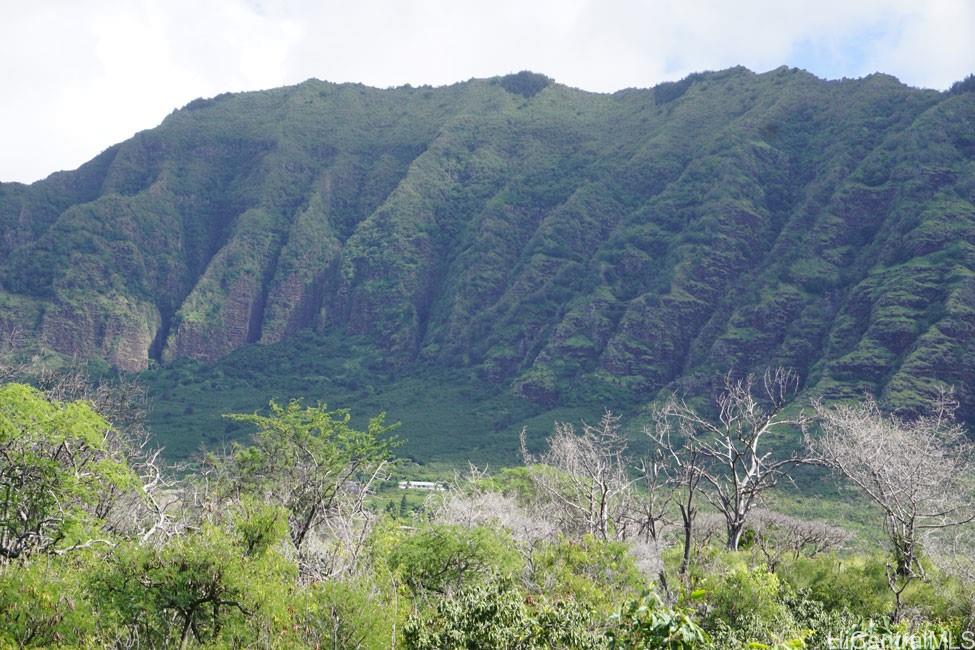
<box><xmin>3</xmin><ymin>67</ymin><xmax>975</xmax><ymax>457</ymax></box>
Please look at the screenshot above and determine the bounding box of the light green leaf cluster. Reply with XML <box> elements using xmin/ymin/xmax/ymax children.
<box><xmin>0</xmin><ymin>383</ymin><xmax>136</xmax><ymax>559</ymax></box>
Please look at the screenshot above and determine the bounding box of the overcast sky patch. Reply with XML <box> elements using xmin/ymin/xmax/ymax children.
<box><xmin>2</xmin><ymin>0</ymin><xmax>973</xmax><ymax>183</ymax></box>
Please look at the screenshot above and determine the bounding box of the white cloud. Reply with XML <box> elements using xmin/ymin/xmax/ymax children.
<box><xmin>863</xmin><ymin>1</ymin><xmax>975</xmax><ymax>89</ymax></box>
<box><xmin>1</xmin><ymin>0</ymin><xmax>972</xmax><ymax>183</ymax></box>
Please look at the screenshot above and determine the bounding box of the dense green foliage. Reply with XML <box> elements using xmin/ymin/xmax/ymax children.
<box><xmin>2</xmin><ymin>381</ymin><xmax>975</xmax><ymax>648</ymax></box>
<box><xmin>2</xmin><ymin>67</ymin><xmax>975</xmax><ymax>462</ymax></box>
<box><xmin>139</xmin><ymin>330</ymin><xmax>601</xmax><ymax>463</ymax></box>
<box><xmin>218</xmin><ymin>398</ymin><xmax>395</xmax><ymax>550</ymax></box>
<box><xmin>0</xmin><ymin>383</ymin><xmax>135</xmax><ymax>560</ymax></box>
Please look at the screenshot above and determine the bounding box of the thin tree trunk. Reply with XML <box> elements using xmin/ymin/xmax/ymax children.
<box><xmin>179</xmin><ymin>610</ymin><xmax>195</xmax><ymax>650</ymax></box>
<box><xmin>679</xmin><ymin>509</ymin><xmax>692</xmax><ymax>577</ymax></box>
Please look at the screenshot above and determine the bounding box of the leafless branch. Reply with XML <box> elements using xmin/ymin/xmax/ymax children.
<box><xmin>521</xmin><ymin>412</ymin><xmax>639</xmax><ymax>542</ymax></box>
<box><xmin>809</xmin><ymin>391</ymin><xmax>975</xmax><ymax>620</ymax></box>
<box><xmin>652</xmin><ymin>368</ymin><xmax>814</xmax><ymax>553</ymax></box>
<box><xmin>750</xmin><ymin>508</ymin><xmax>850</xmax><ymax>572</ymax></box>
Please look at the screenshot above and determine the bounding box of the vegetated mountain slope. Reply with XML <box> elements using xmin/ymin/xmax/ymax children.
<box><xmin>3</xmin><ymin>66</ymin><xmax>975</xmax><ymax>433</ymax></box>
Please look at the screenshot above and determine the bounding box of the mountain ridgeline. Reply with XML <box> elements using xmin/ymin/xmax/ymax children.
<box><xmin>3</xmin><ymin>67</ymin><xmax>975</xmax><ymax>430</ymax></box>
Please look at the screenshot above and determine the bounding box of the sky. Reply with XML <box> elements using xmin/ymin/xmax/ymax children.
<box><xmin>2</xmin><ymin>0</ymin><xmax>973</xmax><ymax>184</ymax></box>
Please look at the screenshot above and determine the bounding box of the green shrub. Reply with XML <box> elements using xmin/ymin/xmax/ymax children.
<box><xmin>608</xmin><ymin>590</ymin><xmax>708</xmax><ymax>649</ymax></box>
<box><xmin>530</xmin><ymin>535</ymin><xmax>646</xmax><ymax>613</ymax></box>
<box><xmin>700</xmin><ymin>565</ymin><xmax>798</xmax><ymax>646</ymax></box>
<box><xmin>92</xmin><ymin>513</ymin><xmax>297</xmax><ymax>647</ymax></box>
<box><xmin>296</xmin><ymin>579</ymin><xmax>400</xmax><ymax>650</ymax></box>
<box><xmin>0</xmin><ymin>556</ymin><xmax>98</xmax><ymax>647</ymax></box>
<box><xmin>404</xmin><ymin>577</ymin><xmax>602</xmax><ymax>650</ymax></box>
<box><xmin>777</xmin><ymin>554</ymin><xmax>890</xmax><ymax>618</ymax></box>
<box><xmin>387</xmin><ymin>523</ymin><xmax>523</xmax><ymax>596</ymax></box>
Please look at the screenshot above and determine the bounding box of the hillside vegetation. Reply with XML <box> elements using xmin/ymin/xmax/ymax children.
<box><xmin>2</xmin><ymin>67</ymin><xmax>975</xmax><ymax>460</ymax></box>
<box><xmin>2</xmin><ymin>372</ymin><xmax>975</xmax><ymax>648</ymax></box>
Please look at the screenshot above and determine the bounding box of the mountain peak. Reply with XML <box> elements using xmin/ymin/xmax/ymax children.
<box><xmin>2</xmin><ymin>68</ymin><xmax>974</xmax><ymax>443</ymax></box>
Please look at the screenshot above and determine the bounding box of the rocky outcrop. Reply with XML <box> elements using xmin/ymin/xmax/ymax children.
<box><xmin>38</xmin><ymin>295</ymin><xmax>159</xmax><ymax>371</ymax></box>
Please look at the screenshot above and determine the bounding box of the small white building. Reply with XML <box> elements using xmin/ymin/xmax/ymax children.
<box><xmin>398</xmin><ymin>480</ymin><xmax>447</xmax><ymax>491</ymax></box>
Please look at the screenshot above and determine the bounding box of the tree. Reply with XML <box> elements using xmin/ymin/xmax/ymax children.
<box><xmin>749</xmin><ymin>508</ymin><xmax>850</xmax><ymax>572</ymax></box>
<box><xmin>32</xmin><ymin>366</ymin><xmax>181</xmax><ymax>544</ymax></box>
<box><xmin>948</xmin><ymin>73</ymin><xmax>975</xmax><ymax>95</ymax></box>
<box><xmin>211</xmin><ymin>400</ymin><xmax>396</xmax><ymax>577</ymax></box>
<box><xmin>0</xmin><ymin>325</ymin><xmax>26</xmax><ymax>382</ymax></box>
<box><xmin>295</xmin><ymin>578</ymin><xmax>399</xmax><ymax>650</ymax></box>
<box><xmin>530</xmin><ymin>535</ymin><xmax>646</xmax><ymax>614</ymax></box>
<box><xmin>809</xmin><ymin>395</ymin><xmax>975</xmax><ymax>620</ymax></box>
<box><xmin>521</xmin><ymin>412</ymin><xmax>636</xmax><ymax>541</ymax></box>
<box><xmin>432</xmin><ymin>473</ymin><xmax>556</xmax><ymax>570</ymax></box>
<box><xmin>0</xmin><ymin>383</ymin><xmax>136</xmax><ymax>562</ymax></box>
<box><xmin>498</xmin><ymin>71</ymin><xmax>552</xmax><ymax>98</ymax></box>
<box><xmin>94</xmin><ymin>503</ymin><xmax>294</xmax><ymax>649</ymax></box>
<box><xmin>653</xmin><ymin>369</ymin><xmax>814</xmax><ymax>551</ymax></box>
<box><xmin>403</xmin><ymin>576</ymin><xmax>602</xmax><ymax>650</ymax></box>
<box><xmin>0</xmin><ymin>555</ymin><xmax>97</xmax><ymax>647</ymax></box>
<box><xmin>387</xmin><ymin>523</ymin><xmax>522</xmax><ymax>597</ymax></box>
<box><xmin>645</xmin><ymin>410</ymin><xmax>706</xmax><ymax>580</ymax></box>
<box><xmin>627</xmin><ymin>453</ymin><xmax>673</xmax><ymax>549</ymax></box>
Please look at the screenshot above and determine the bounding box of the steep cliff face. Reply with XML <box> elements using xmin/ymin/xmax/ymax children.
<box><xmin>2</xmin><ymin>68</ymin><xmax>974</xmax><ymax>421</ymax></box>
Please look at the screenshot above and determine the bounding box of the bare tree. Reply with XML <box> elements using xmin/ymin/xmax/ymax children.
<box><xmin>431</xmin><ymin>465</ymin><xmax>556</xmax><ymax>571</ymax></box>
<box><xmin>656</xmin><ymin>368</ymin><xmax>814</xmax><ymax>551</ymax></box>
<box><xmin>810</xmin><ymin>394</ymin><xmax>975</xmax><ymax>621</ymax></box>
<box><xmin>0</xmin><ymin>325</ymin><xmax>27</xmax><ymax>382</ymax></box>
<box><xmin>31</xmin><ymin>366</ymin><xmax>184</xmax><ymax>544</ymax></box>
<box><xmin>645</xmin><ymin>412</ymin><xmax>706</xmax><ymax>580</ymax></box>
<box><xmin>432</xmin><ymin>464</ymin><xmax>666</xmax><ymax>592</ymax></box>
<box><xmin>627</xmin><ymin>454</ymin><xmax>674</xmax><ymax>547</ymax></box>
<box><xmin>750</xmin><ymin>509</ymin><xmax>850</xmax><ymax>572</ymax></box>
<box><xmin>300</xmin><ymin>467</ymin><xmax>390</xmax><ymax>580</ymax></box>
<box><xmin>689</xmin><ymin>512</ymin><xmax>727</xmax><ymax>555</ymax></box>
<box><xmin>521</xmin><ymin>411</ymin><xmax>637</xmax><ymax>541</ymax></box>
